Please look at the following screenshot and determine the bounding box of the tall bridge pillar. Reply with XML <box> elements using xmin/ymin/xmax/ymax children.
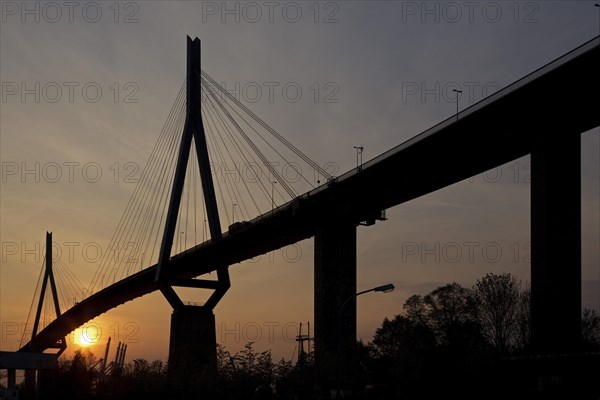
<box><xmin>168</xmin><ymin>306</ymin><xmax>217</xmax><ymax>395</ymax></box>
<box><xmin>531</xmin><ymin>133</ymin><xmax>581</xmax><ymax>354</ymax></box>
<box><xmin>156</xmin><ymin>36</ymin><xmax>228</xmax><ymax>394</ymax></box>
<box><xmin>7</xmin><ymin>369</ymin><xmax>16</xmax><ymax>388</ymax></box>
<box><xmin>314</xmin><ymin>222</ymin><xmax>357</xmax><ymax>397</ymax></box>
<box><xmin>24</xmin><ymin>369</ymin><xmax>37</xmax><ymax>397</ymax></box>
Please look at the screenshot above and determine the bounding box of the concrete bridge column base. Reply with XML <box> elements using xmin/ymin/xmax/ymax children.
<box><xmin>24</xmin><ymin>369</ymin><xmax>36</xmax><ymax>397</ymax></box>
<box><xmin>314</xmin><ymin>222</ymin><xmax>357</xmax><ymax>398</ymax></box>
<box><xmin>7</xmin><ymin>369</ymin><xmax>16</xmax><ymax>388</ymax></box>
<box><xmin>168</xmin><ymin>306</ymin><xmax>217</xmax><ymax>395</ymax></box>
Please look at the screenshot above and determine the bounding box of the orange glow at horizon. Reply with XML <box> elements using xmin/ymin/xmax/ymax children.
<box><xmin>71</xmin><ymin>325</ymin><xmax>102</xmax><ymax>349</ymax></box>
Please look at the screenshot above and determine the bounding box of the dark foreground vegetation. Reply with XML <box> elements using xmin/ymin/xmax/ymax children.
<box><xmin>4</xmin><ymin>273</ymin><xmax>599</xmax><ymax>399</ymax></box>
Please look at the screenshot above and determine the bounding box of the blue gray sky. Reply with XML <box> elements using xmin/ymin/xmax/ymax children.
<box><xmin>1</xmin><ymin>1</ymin><xmax>599</xmax><ymax>363</ymax></box>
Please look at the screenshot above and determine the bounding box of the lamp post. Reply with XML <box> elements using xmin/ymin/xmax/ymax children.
<box><xmin>353</xmin><ymin>146</ymin><xmax>364</xmax><ymax>171</ymax></box>
<box><xmin>595</xmin><ymin>4</ymin><xmax>600</xmax><ymax>38</ymax></box>
<box><xmin>452</xmin><ymin>88</ymin><xmax>462</xmax><ymax>121</ymax></box>
<box><xmin>336</xmin><ymin>283</ymin><xmax>395</xmax><ymax>398</ymax></box>
<box><xmin>232</xmin><ymin>203</ymin><xmax>237</xmax><ymax>223</ymax></box>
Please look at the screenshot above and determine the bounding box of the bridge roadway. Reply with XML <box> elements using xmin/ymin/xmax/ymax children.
<box><xmin>21</xmin><ymin>37</ymin><xmax>599</xmax><ymax>353</ymax></box>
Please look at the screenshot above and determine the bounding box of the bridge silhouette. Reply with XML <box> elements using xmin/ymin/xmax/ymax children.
<box><xmin>5</xmin><ymin>35</ymin><xmax>599</xmax><ymax>394</ymax></box>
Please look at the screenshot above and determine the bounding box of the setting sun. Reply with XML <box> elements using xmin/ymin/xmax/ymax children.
<box><xmin>74</xmin><ymin>326</ymin><xmax>100</xmax><ymax>348</ymax></box>
<box><xmin>78</xmin><ymin>333</ymin><xmax>93</xmax><ymax>347</ymax></box>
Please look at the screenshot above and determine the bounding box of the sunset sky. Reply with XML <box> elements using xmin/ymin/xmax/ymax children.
<box><xmin>1</xmin><ymin>1</ymin><xmax>599</xmax><ymax>369</ymax></box>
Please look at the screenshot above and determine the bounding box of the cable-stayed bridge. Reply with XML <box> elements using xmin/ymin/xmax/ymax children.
<box><xmin>3</xmin><ymin>36</ymin><xmax>599</xmax><ymax>393</ymax></box>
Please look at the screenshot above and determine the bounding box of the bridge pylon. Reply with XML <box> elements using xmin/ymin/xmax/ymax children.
<box><xmin>30</xmin><ymin>232</ymin><xmax>66</xmax><ymax>354</ymax></box>
<box><xmin>155</xmin><ymin>36</ymin><xmax>230</xmax><ymax>309</ymax></box>
<box><xmin>18</xmin><ymin>232</ymin><xmax>65</xmax><ymax>396</ymax></box>
<box><xmin>154</xmin><ymin>36</ymin><xmax>229</xmax><ymax>394</ymax></box>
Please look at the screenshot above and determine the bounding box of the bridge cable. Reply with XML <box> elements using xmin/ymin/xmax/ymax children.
<box><xmin>198</xmin><ymin>73</ymin><xmax>296</xmax><ymax>198</ymax></box>
<box><xmin>207</xmin><ymin>118</ymin><xmax>248</xmax><ymax>223</ymax></box>
<box><xmin>199</xmin><ymin>76</ymin><xmax>296</xmax><ymax>199</ymax></box>
<box><xmin>201</xmin><ymin>84</ymin><xmax>267</xmax><ymax>216</ymax></box>
<box><xmin>88</xmin><ymin>81</ymin><xmax>186</xmax><ymax>294</ymax></box>
<box><xmin>184</xmin><ymin>148</ymin><xmax>192</xmax><ymax>251</ymax></box>
<box><xmin>204</xmin><ymin>92</ymin><xmax>267</xmax><ymax>223</ymax></box>
<box><xmin>122</xmin><ymin>82</ymin><xmax>185</xmax><ymax>273</ymax></box>
<box><xmin>115</xmin><ymin>88</ymin><xmax>186</xmax><ymax>281</ymax></box>
<box><xmin>140</xmin><ymin>90</ymin><xmax>187</xmax><ymax>268</ymax></box>
<box><xmin>201</xmin><ymin>70</ymin><xmax>332</xmax><ymax>181</ymax></box>
<box><xmin>202</xmin><ymin>106</ymin><xmax>253</xmax><ymax>221</ymax></box>
<box><xmin>56</xmin><ymin>259</ymin><xmax>86</xmax><ymax>306</ymax></box>
<box><xmin>201</xmin><ymin>95</ymin><xmax>253</xmax><ymax>223</ymax></box>
<box><xmin>129</xmin><ymin>86</ymin><xmax>186</xmax><ymax>274</ymax></box>
<box><xmin>192</xmin><ymin>145</ymin><xmax>198</xmax><ymax>246</ymax></box>
<box><xmin>201</xmin><ymin>75</ymin><xmax>315</xmax><ymax>192</ymax></box>
<box><xmin>89</xmin><ymin>81</ymin><xmax>184</xmax><ymax>292</ymax></box>
<box><xmin>147</xmin><ymin>99</ymin><xmax>187</xmax><ymax>264</ymax></box>
<box><xmin>52</xmin><ymin>263</ymin><xmax>71</xmax><ymax>312</ymax></box>
<box><xmin>204</xmin><ymin>122</ymin><xmax>232</xmax><ymax>224</ymax></box>
<box><xmin>20</xmin><ymin>255</ymin><xmax>45</xmax><ymax>347</ymax></box>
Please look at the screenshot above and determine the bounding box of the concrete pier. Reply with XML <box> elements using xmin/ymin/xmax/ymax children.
<box><xmin>314</xmin><ymin>222</ymin><xmax>357</xmax><ymax>396</ymax></box>
<box><xmin>168</xmin><ymin>306</ymin><xmax>217</xmax><ymax>394</ymax></box>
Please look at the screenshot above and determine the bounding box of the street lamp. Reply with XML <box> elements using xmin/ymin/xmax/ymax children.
<box><xmin>452</xmin><ymin>88</ymin><xmax>462</xmax><ymax>122</ymax></box>
<box><xmin>595</xmin><ymin>4</ymin><xmax>600</xmax><ymax>36</ymax></box>
<box><xmin>336</xmin><ymin>283</ymin><xmax>395</xmax><ymax>398</ymax></box>
<box><xmin>353</xmin><ymin>146</ymin><xmax>364</xmax><ymax>171</ymax></box>
<box><xmin>232</xmin><ymin>203</ymin><xmax>237</xmax><ymax>223</ymax></box>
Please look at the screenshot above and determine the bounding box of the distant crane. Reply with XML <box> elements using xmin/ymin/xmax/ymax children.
<box><xmin>94</xmin><ymin>338</ymin><xmax>127</xmax><ymax>378</ymax></box>
<box><xmin>295</xmin><ymin>322</ymin><xmax>312</xmax><ymax>366</ymax></box>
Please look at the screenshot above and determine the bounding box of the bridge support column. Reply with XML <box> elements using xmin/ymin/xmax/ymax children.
<box><xmin>24</xmin><ymin>369</ymin><xmax>36</xmax><ymax>397</ymax></box>
<box><xmin>168</xmin><ymin>306</ymin><xmax>217</xmax><ymax>395</ymax></box>
<box><xmin>314</xmin><ymin>222</ymin><xmax>357</xmax><ymax>397</ymax></box>
<box><xmin>531</xmin><ymin>133</ymin><xmax>581</xmax><ymax>354</ymax></box>
<box><xmin>38</xmin><ymin>367</ymin><xmax>58</xmax><ymax>395</ymax></box>
<box><xmin>7</xmin><ymin>369</ymin><xmax>16</xmax><ymax>388</ymax></box>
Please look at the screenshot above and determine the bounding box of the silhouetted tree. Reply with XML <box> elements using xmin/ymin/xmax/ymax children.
<box><xmin>516</xmin><ymin>284</ymin><xmax>532</xmax><ymax>352</ymax></box>
<box><xmin>114</xmin><ymin>357</ymin><xmax>168</xmax><ymax>399</ymax></box>
<box><xmin>28</xmin><ymin>273</ymin><xmax>595</xmax><ymax>400</ymax></box>
<box><xmin>472</xmin><ymin>272</ymin><xmax>522</xmax><ymax>354</ymax></box>
<box><xmin>273</xmin><ymin>355</ymin><xmax>315</xmax><ymax>399</ymax></box>
<box><xmin>368</xmin><ymin>283</ymin><xmax>490</xmax><ymax>398</ymax></box>
<box><xmin>422</xmin><ymin>282</ymin><xmax>483</xmax><ymax>355</ymax></box>
<box><xmin>371</xmin><ymin>315</ymin><xmax>435</xmax><ymax>359</ymax></box>
<box><xmin>216</xmin><ymin>342</ymin><xmax>275</xmax><ymax>399</ymax></box>
<box><xmin>369</xmin><ymin>314</ymin><xmax>435</xmax><ymax>394</ymax></box>
<box><xmin>402</xmin><ymin>294</ymin><xmax>429</xmax><ymax>327</ymax></box>
<box><xmin>582</xmin><ymin>308</ymin><xmax>600</xmax><ymax>350</ymax></box>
